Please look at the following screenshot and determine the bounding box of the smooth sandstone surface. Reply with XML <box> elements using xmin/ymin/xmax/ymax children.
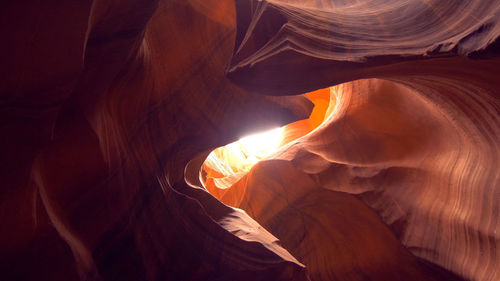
<box><xmin>1</xmin><ymin>0</ymin><xmax>498</xmax><ymax>281</ymax></box>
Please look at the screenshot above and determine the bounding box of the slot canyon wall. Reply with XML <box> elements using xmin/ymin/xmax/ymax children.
<box><xmin>0</xmin><ymin>1</ymin><xmax>498</xmax><ymax>281</ymax></box>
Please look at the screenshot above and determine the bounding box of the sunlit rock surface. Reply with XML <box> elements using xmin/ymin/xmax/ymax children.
<box><xmin>0</xmin><ymin>0</ymin><xmax>498</xmax><ymax>281</ymax></box>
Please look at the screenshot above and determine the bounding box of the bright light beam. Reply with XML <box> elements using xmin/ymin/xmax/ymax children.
<box><xmin>236</xmin><ymin>127</ymin><xmax>284</xmax><ymax>164</ymax></box>
<box><xmin>205</xmin><ymin>127</ymin><xmax>284</xmax><ymax>179</ymax></box>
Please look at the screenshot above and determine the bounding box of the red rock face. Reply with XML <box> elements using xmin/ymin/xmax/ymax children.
<box><xmin>0</xmin><ymin>1</ymin><xmax>498</xmax><ymax>281</ymax></box>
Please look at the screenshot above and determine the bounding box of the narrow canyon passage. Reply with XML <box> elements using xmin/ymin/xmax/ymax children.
<box><xmin>201</xmin><ymin>77</ymin><xmax>499</xmax><ymax>281</ymax></box>
<box><xmin>1</xmin><ymin>1</ymin><xmax>498</xmax><ymax>281</ymax></box>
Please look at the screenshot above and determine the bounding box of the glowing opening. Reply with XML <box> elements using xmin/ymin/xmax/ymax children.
<box><xmin>233</xmin><ymin>127</ymin><xmax>284</xmax><ymax>164</ymax></box>
<box><xmin>204</xmin><ymin>127</ymin><xmax>284</xmax><ymax>178</ymax></box>
<box><xmin>201</xmin><ymin>86</ymin><xmax>335</xmax><ymax>196</ymax></box>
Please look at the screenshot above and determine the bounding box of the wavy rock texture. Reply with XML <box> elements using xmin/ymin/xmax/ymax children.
<box><xmin>206</xmin><ymin>78</ymin><xmax>499</xmax><ymax>281</ymax></box>
<box><xmin>1</xmin><ymin>1</ymin><xmax>310</xmax><ymax>280</ymax></box>
<box><xmin>1</xmin><ymin>0</ymin><xmax>499</xmax><ymax>281</ymax></box>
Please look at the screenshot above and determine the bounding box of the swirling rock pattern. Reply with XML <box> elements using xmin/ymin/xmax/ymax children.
<box><xmin>0</xmin><ymin>0</ymin><xmax>498</xmax><ymax>281</ymax></box>
<box><xmin>1</xmin><ymin>0</ymin><xmax>310</xmax><ymax>280</ymax></box>
<box><xmin>229</xmin><ymin>0</ymin><xmax>500</xmax><ymax>94</ymax></box>
<box><xmin>207</xmin><ymin>77</ymin><xmax>499</xmax><ymax>281</ymax></box>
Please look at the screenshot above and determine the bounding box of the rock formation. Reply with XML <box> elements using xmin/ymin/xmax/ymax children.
<box><xmin>1</xmin><ymin>0</ymin><xmax>498</xmax><ymax>281</ymax></box>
